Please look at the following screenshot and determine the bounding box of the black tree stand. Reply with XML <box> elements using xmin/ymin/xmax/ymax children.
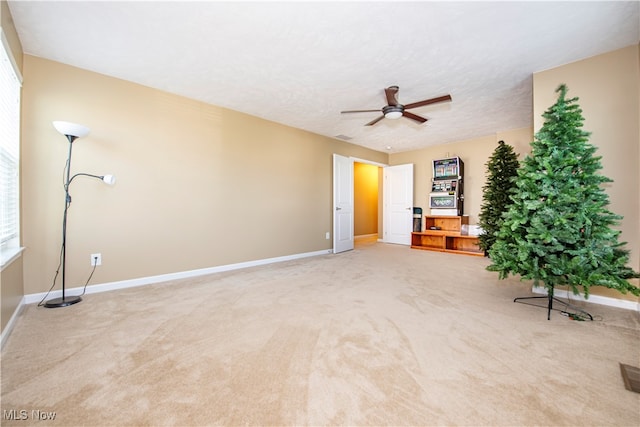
<box><xmin>514</xmin><ymin>286</ymin><xmax>593</xmax><ymax>321</ymax></box>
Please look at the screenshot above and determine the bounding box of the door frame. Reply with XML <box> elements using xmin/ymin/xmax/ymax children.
<box><xmin>333</xmin><ymin>155</ymin><xmax>388</xmax><ymax>251</ymax></box>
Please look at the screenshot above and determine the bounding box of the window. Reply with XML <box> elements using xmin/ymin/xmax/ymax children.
<box><xmin>0</xmin><ymin>32</ymin><xmax>22</xmax><ymax>267</ymax></box>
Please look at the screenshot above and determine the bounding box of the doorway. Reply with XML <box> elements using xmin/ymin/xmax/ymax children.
<box><xmin>333</xmin><ymin>155</ymin><xmax>414</xmax><ymax>252</ymax></box>
<box><xmin>354</xmin><ymin>162</ymin><xmax>381</xmax><ymax>242</ymax></box>
<box><xmin>354</xmin><ymin>161</ymin><xmax>415</xmax><ymax>246</ymax></box>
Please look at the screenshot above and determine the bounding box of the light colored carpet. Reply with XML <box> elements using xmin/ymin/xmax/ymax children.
<box><xmin>2</xmin><ymin>240</ymin><xmax>639</xmax><ymax>426</ymax></box>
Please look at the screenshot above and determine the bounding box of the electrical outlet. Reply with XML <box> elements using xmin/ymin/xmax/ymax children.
<box><xmin>325</xmin><ymin>232</ymin><xmax>330</xmax><ymax>240</ymax></box>
<box><xmin>91</xmin><ymin>253</ymin><xmax>102</xmax><ymax>266</ymax></box>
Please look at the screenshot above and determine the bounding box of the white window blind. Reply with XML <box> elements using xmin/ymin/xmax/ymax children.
<box><xmin>0</xmin><ymin>35</ymin><xmax>21</xmax><ymax>254</ymax></box>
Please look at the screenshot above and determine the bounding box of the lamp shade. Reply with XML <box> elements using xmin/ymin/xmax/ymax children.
<box><xmin>382</xmin><ymin>106</ymin><xmax>403</xmax><ymax>120</ymax></box>
<box><xmin>384</xmin><ymin>111</ymin><xmax>403</xmax><ymax>119</ymax></box>
<box><xmin>53</xmin><ymin>121</ymin><xmax>90</xmax><ymax>138</ymax></box>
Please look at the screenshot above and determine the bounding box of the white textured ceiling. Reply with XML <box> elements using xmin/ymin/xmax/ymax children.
<box><xmin>7</xmin><ymin>1</ymin><xmax>640</xmax><ymax>153</ymax></box>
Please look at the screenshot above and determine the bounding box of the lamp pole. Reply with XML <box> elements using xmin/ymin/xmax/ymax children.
<box><xmin>44</xmin><ymin>121</ymin><xmax>114</xmax><ymax>308</ymax></box>
<box><xmin>45</xmin><ymin>133</ymin><xmax>82</xmax><ymax>307</ymax></box>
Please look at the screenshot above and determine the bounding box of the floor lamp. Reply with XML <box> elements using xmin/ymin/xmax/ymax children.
<box><xmin>44</xmin><ymin>121</ymin><xmax>115</xmax><ymax>308</ymax></box>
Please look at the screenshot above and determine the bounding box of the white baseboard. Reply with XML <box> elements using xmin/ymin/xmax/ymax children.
<box><xmin>1</xmin><ymin>296</ymin><xmax>26</xmax><ymax>350</ymax></box>
<box><xmin>23</xmin><ymin>249</ymin><xmax>332</xmax><ymax>305</ymax></box>
<box><xmin>532</xmin><ymin>286</ymin><xmax>640</xmax><ymax>311</ymax></box>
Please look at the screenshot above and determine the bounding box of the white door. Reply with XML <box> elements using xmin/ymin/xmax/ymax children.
<box><xmin>384</xmin><ymin>164</ymin><xmax>414</xmax><ymax>245</ymax></box>
<box><xmin>333</xmin><ymin>154</ymin><xmax>354</xmax><ymax>253</ymax></box>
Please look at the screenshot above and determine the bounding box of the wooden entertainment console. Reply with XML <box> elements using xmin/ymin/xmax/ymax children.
<box><xmin>411</xmin><ymin>215</ymin><xmax>483</xmax><ymax>256</ymax></box>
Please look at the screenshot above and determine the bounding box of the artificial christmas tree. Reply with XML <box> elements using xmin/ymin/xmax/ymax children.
<box><xmin>487</xmin><ymin>84</ymin><xmax>639</xmax><ymax>319</ymax></box>
<box><xmin>478</xmin><ymin>140</ymin><xmax>519</xmax><ymax>255</ymax></box>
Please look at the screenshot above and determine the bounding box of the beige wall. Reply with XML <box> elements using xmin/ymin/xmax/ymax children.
<box><xmin>354</xmin><ymin>162</ymin><xmax>379</xmax><ymax>236</ymax></box>
<box><xmin>1</xmin><ymin>0</ymin><xmax>23</xmax><ymax>335</ymax></box>
<box><xmin>21</xmin><ymin>55</ymin><xmax>388</xmax><ymax>295</ymax></box>
<box><xmin>389</xmin><ymin>128</ymin><xmax>533</xmax><ymax>225</ymax></box>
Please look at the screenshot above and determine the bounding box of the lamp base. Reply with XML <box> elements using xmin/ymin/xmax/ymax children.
<box><xmin>44</xmin><ymin>295</ymin><xmax>82</xmax><ymax>308</ymax></box>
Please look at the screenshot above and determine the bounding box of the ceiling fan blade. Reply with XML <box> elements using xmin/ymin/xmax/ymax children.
<box><xmin>402</xmin><ymin>111</ymin><xmax>428</xmax><ymax>124</ymax></box>
<box><xmin>404</xmin><ymin>94</ymin><xmax>452</xmax><ymax>110</ymax></box>
<box><xmin>365</xmin><ymin>116</ymin><xmax>386</xmax><ymax>126</ymax></box>
<box><xmin>341</xmin><ymin>109</ymin><xmax>381</xmax><ymax>114</ymax></box>
<box><xmin>385</xmin><ymin>86</ymin><xmax>399</xmax><ymax>106</ymax></box>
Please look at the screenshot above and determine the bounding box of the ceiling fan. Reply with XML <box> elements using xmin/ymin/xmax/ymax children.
<box><xmin>341</xmin><ymin>86</ymin><xmax>452</xmax><ymax>126</ymax></box>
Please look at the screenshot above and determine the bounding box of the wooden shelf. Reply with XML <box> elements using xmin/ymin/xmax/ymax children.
<box><xmin>411</xmin><ymin>233</ymin><xmax>446</xmax><ymax>251</ymax></box>
<box><xmin>411</xmin><ymin>216</ymin><xmax>483</xmax><ymax>256</ymax></box>
<box><xmin>424</xmin><ymin>215</ymin><xmax>468</xmax><ymax>232</ymax></box>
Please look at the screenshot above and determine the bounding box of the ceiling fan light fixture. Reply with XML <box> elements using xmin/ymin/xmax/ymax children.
<box><xmin>383</xmin><ymin>106</ymin><xmax>403</xmax><ymax>119</ymax></box>
<box><xmin>342</xmin><ymin>86</ymin><xmax>450</xmax><ymax>126</ymax></box>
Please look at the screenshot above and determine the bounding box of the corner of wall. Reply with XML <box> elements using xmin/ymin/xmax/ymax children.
<box><xmin>1</xmin><ymin>0</ymin><xmax>24</xmax><ymax>74</ymax></box>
